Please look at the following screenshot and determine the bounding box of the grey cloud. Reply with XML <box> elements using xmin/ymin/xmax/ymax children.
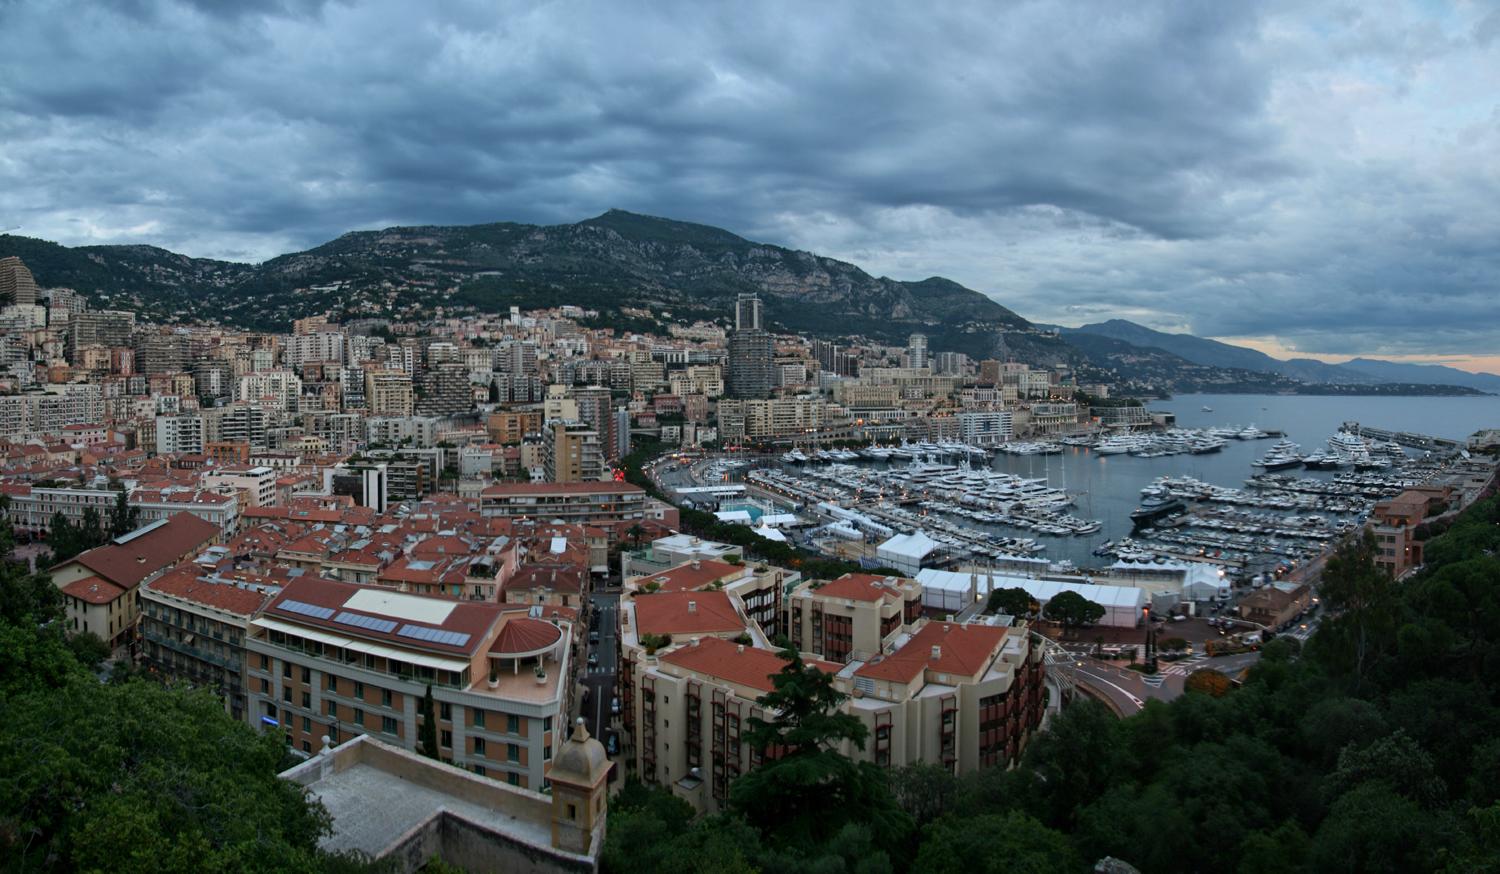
<box><xmin>0</xmin><ymin>0</ymin><xmax>1495</xmax><ymax>362</ymax></box>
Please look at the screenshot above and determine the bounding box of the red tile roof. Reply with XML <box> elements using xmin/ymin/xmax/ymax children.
<box><xmin>58</xmin><ymin>513</ymin><xmax>221</xmax><ymax>589</ymax></box>
<box><xmin>637</xmin><ymin>560</ymin><xmax>744</xmax><ymax>593</ymax></box>
<box><xmin>145</xmin><ymin>566</ymin><xmax>273</xmax><ymax>616</ymax></box>
<box><xmin>504</xmin><ymin>563</ymin><xmax>586</xmax><ymax>594</ymax></box>
<box><xmin>488</xmin><ymin>617</ymin><xmax>564</xmax><ymax>656</ymax></box>
<box><xmin>854</xmin><ymin>621</ymin><xmax>1007</xmax><ymax>684</ymax></box>
<box><xmin>633</xmin><ymin>591</ymin><xmax>743</xmax><ymax>637</ymax></box>
<box><xmin>658</xmin><ymin>637</ymin><xmax>842</xmax><ymax>693</ymax></box>
<box><xmin>264</xmin><ymin>576</ymin><xmax>502</xmax><ymax>656</ymax></box>
<box><xmin>813</xmin><ymin>573</ymin><xmax>909</xmax><ymax>603</ymax></box>
<box><xmin>60</xmin><ymin>575</ymin><xmax>127</xmax><ymax>605</ymax></box>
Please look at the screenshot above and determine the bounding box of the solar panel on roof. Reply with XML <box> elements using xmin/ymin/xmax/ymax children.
<box><xmin>279</xmin><ymin>599</ymin><xmax>335</xmax><ymax>620</ymax></box>
<box><xmin>333</xmin><ymin>611</ymin><xmax>397</xmax><ymax>634</ymax></box>
<box><xmin>397</xmin><ymin>624</ymin><xmax>471</xmax><ymax>648</ymax></box>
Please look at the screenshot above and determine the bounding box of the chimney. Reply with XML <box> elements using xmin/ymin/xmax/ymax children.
<box><xmin>692</xmin><ymin>560</ymin><xmax>700</xmax><ymax>570</ymax></box>
<box><xmin>737</xmin><ymin>644</ymin><xmax>745</xmax><ymax>654</ymax></box>
<box><xmin>688</xmin><ymin>601</ymin><xmax>696</xmax><ymax>613</ymax></box>
<box><xmin>931</xmin><ymin>645</ymin><xmax>941</xmax><ymax>659</ymax></box>
<box><xmin>691</xmin><ymin>636</ymin><xmax>700</xmax><ymax>646</ymax></box>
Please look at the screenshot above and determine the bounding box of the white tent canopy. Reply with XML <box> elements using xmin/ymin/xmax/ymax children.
<box><xmin>876</xmin><ymin>532</ymin><xmax>938</xmax><ymax>575</ymax></box>
<box><xmin>915</xmin><ymin>569</ymin><xmax>1146</xmax><ymax>628</ymax></box>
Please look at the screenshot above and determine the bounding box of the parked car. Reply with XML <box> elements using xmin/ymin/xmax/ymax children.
<box><xmin>589</xmin><ymin>630</ymin><xmax>600</xmax><ymax>645</ymax></box>
<box><xmin>611</xmin><ymin>696</ymin><xmax>621</xmax><ymax>715</ymax></box>
<box><xmin>588</xmin><ymin>652</ymin><xmax>599</xmax><ymax>668</ymax></box>
<box><xmin>605</xmin><ymin>730</ymin><xmax>620</xmax><ymax>756</ymax></box>
<box><xmin>1171</xmin><ymin>614</ymin><xmax>1189</xmax><ymax>622</ymax></box>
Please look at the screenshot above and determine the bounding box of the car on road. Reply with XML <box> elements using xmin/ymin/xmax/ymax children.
<box><xmin>588</xmin><ymin>652</ymin><xmax>599</xmax><ymax>668</ymax></box>
<box><xmin>604</xmin><ymin>729</ymin><xmax>620</xmax><ymax>756</ymax></box>
<box><xmin>611</xmin><ymin>696</ymin><xmax>621</xmax><ymax>715</ymax></box>
<box><xmin>589</xmin><ymin>630</ymin><xmax>600</xmax><ymax>644</ymax></box>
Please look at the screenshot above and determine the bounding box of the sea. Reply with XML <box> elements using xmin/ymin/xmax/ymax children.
<box><xmin>772</xmin><ymin>393</ymin><xmax>1500</xmax><ymax>571</ymax></box>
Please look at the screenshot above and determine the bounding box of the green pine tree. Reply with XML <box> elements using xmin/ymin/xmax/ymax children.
<box><xmin>419</xmin><ymin>684</ymin><xmax>440</xmax><ymax>760</ymax></box>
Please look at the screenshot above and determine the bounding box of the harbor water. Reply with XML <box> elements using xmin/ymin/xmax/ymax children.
<box><xmin>754</xmin><ymin>393</ymin><xmax>1500</xmax><ymax>572</ymax></box>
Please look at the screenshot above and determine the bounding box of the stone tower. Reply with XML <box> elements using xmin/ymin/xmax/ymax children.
<box><xmin>548</xmin><ymin>718</ymin><xmax>611</xmax><ymax>855</ymax></box>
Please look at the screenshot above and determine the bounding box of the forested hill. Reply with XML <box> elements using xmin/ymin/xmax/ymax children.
<box><xmin>0</xmin><ymin>212</ymin><xmax>1071</xmax><ymax>361</ymax></box>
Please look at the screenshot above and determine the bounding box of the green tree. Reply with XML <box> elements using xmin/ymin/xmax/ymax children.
<box><xmin>68</xmin><ymin>629</ymin><xmax>112</xmax><ymax>668</ymax></box>
<box><xmin>1317</xmin><ymin>527</ymin><xmax>1401</xmax><ymax>685</ymax></box>
<box><xmin>1183</xmin><ymin>668</ymin><xmax>1232</xmax><ymax>698</ymax></box>
<box><xmin>888</xmin><ymin>761</ymin><xmax>957</xmax><ymax>827</ymax></box>
<box><xmin>1042</xmin><ymin>590</ymin><xmax>1106</xmax><ymax>628</ymax></box>
<box><xmin>731</xmin><ymin>645</ymin><xmax>911</xmax><ymax>855</ymax></box>
<box><xmin>419</xmin><ymin>684</ymin><xmax>440</xmax><ymax>760</ymax></box>
<box><xmin>987</xmin><ymin>586</ymin><xmax>1039</xmax><ymax>617</ymax></box>
<box><xmin>625</xmin><ymin>521</ymin><xmax>646</xmax><ymax>549</ymax></box>
<box><xmin>912</xmin><ymin>811</ymin><xmax>1079</xmax><ymax>874</ymax></box>
<box><xmin>109</xmin><ymin>488</ymin><xmax>141</xmax><ymax>539</ymax></box>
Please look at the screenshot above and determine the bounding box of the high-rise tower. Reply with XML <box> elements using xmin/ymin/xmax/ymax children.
<box><xmin>0</xmin><ymin>257</ymin><xmax>37</xmax><ymax>307</ymax></box>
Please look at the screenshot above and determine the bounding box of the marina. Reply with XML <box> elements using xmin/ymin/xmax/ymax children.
<box><xmin>670</xmin><ymin>410</ymin><xmax>1471</xmax><ymax>605</ymax></box>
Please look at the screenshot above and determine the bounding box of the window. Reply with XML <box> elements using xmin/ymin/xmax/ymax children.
<box><xmin>474</xmin><ymin>737</ymin><xmax>487</xmax><ymax>755</ymax></box>
<box><xmin>301</xmin><ymin>691</ymin><xmax>311</xmax><ymax>708</ymax></box>
<box><xmin>327</xmin><ymin>674</ymin><xmax>338</xmax><ymax>692</ymax></box>
<box><xmin>508</xmin><ymin>743</ymin><xmax>521</xmax><ymax>763</ymax></box>
<box><xmin>354</xmin><ymin>708</ymin><xmax>365</xmax><ymax>727</ymax></box>
<box><xmin>567</xmin><ymin>804</ymin><xmax>577</xmax><ymax>821</ymax></box>
<box><xmin>507</xmin><ymin>714</ymin><xmax>520</xmax><ymax>734</ymax></box>
<box><xmin>507</xmin><ymin>772</ymin><xmax>520</xmax><ymax>787</ymax></box>
<box><xmin>326</xmin><ymin>700</ymin><xmax>337</xmax><ymax>717</ymax></box>
<box><xmin>440</xmin><ymin>702</ymin><xmax>452</xmax><ymax>721</ymax></box>
<box><xmin>283</xmin><ymin>661</ymin><xmax>292</xmax><ymax>678</ymax></box>
<box><xmin>441</xmin><ymin>730</ymin><xmax>452</xmax><ymax>749</ymax></box>
<box><xmin>381</xmin><ymin>716</ymin><xmax>398</xmax><ymax>735</ymax></box>
<box><xmin>301</xmin><ymin>667</ymin><xmax>311</xmax><ymax>684</ymax></box>
<box><xmin>473</xmin><ymin>709</ymin><xmax>486</xmax><ymax>729</ymax></box>
<box><xmin>259</xmin><ymin>654</ymin><xmax>269</xmax><ymax>672</ymax></box>
<box><xmin>382</xmin><ymin>689</ymin><xmax>392</xmax><ymax>708</ymax></box>
<box><xmin>302</xmin><ymin>716</ymin><xmax>312</xmax><ymax>733</ymax></box>
<box><xmin>353</xmin><ymin>681</ymin><xmax>364</xmax><ymax>701</ymax></box>
<box><xmin>473</xmin><ymin>765</ymin><xmax>486</xmax><ymax>777</ymax></box>
<box><xmin>282</xmin><ymin>687</ymin><xmax>291</xmax><ymax>703</ymax></box>
<box><xmin>543</xmin><ymin>716</ymin><xmax>553</xmax><ymax>733</ymax></box>
<box><xmin>260</xmin><ymin>678</ymin><xmax>269</xmax><ymax>694</ymax></box>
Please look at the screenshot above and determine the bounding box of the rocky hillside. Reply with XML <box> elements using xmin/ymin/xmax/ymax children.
<box><xmin>1</xmin><ymin>212</ymin><xmax>1066</xmax><ymax>361</ymax></box>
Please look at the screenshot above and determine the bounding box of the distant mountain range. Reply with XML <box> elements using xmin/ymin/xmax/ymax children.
<box><xmin>1</xmin><ymin>214</ymin><xmax>1492</xmax><ymax>395</ymax></box>
<box><xmin>1050</xmin><ymin>319</ymin><xmax>1497</xmax><ymax>394</ymax></box>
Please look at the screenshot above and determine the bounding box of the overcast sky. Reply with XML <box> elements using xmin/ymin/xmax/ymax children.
<box><xmin>2</xmin><ymin>0</ymin><xmax>1497</xmax><ymax>369</ymax></box>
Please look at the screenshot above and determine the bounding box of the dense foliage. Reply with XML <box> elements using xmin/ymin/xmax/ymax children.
<box><xmin>0</xmin><ymin>507</ymin><xmax>383</xmax><ymax>872</ymax></box>
<box><xmin>606</xmin><ymin>489</ymin><xmax>1500</xmax><ymax>873</ymax></box>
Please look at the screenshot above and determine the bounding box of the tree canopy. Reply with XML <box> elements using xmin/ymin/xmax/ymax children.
<box><xmin>1043</xmin><ymin>590</ymin><xmax>1106</xmax><ymax>628</ymax></box>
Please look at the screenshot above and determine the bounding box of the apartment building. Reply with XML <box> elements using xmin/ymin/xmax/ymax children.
<box><xmin>716</xmin><ymin>398</ymin><xmax>826</xmax><ymax>441</ymax></box>
<box><xmin>156</xmin><ymin>414</ymin><xmax>206</xmax><ymax>455</ymax></box>
<box><xmin>365</xmin><ymin>368</ymin><xmax>415</xmax><ymax>417</ymax></box>
<box><xmin>201</xmin><ymin>465</ymin><xmax>281</xmax><ymax>510</ymax></box>
<box><xmin>130</xmin><ymin>487</ymin><xmax>241</xmax><ymax>532</ymax></box>
<box><xmin>479</xmin><ymin>482</ymin><xmax>647</xmax><ymax>526</ymax></box>
<box><xmin>1370</xmin><ymin>485</ymin><xmax>1452</xmax><ymax>577</ymax></box>
<box><xmin>542</xmin><ymin>420</ymin><xmax>604</xmax><ymax>484</ymax></box>
<box><xmin>51</xmin><ymin>513</ymin><xmax>224</xmax><ymax>653</ymax></box>
<box><xmin>237</xmin><ymin>369</ymin><xmax>303</xmax><ymax>411</ymax></box>
<box><xmin>786</xmin><ymin>574</ymin><xmax>925</xmax><ymax>662</ymax></box>
<box><xmin>487</xmin><ymin>409</ymin><xmax>544</xmax><ymax>445</ymax></box>
<box><xmin>624</xmin><ymin>557</ymin><xmax>787</xmax><ymax>638</ymax></box>
<box><xmin>244</xmin><ymin>577</ymin><xmax>572</xmax><ymax>786</ymax></box>
<box><xmin>139</xmin><ymin>565</ymin><xmax>277</xmax><ymax>721</ymax></box>
<box><xmin>2</xmin><ymin>485</ymin><xmax>118</xmax><ymax>536</ymax></box>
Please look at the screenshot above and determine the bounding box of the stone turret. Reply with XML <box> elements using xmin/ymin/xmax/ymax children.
<box><xmin>548</xmin><ymin>718</ymin><xmax>610</xmax><ymax>855</ymax></box>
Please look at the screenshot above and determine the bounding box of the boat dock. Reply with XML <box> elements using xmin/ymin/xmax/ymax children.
<box><xmin>1344</xmin><ymin>421</ymin><xmax>1465</xmax><ymax>453</ymax></box>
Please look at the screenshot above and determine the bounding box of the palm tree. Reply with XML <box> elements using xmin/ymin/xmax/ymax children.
<box><xmin>625</xmin><ymin>521</ymin><xmax>645</xmax><ymax>550</ymax></box>
<box><xmin>1093</xmin><ymin>635</ymin><xmax>1105</xmax><ymax>659</ymax></box>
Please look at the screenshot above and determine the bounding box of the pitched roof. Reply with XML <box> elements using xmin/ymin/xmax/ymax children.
<box><xmin>813</xmin><ymin>573</ymin><xmax>907</xmax><ymax>603</ymax></box>
<box><xmin>504</xmin><ymin>563</ymin><xmax>586</xmax><ymax>594</ymax></box>
<box><xmin>854</xmin><ymin>621</ymin><xmax>1008</xmax><ymax>684</ymax></box>
<box><xmin>633</xmin><ymin>590</ymin><xmax>743</xmax><ymax>636</ymax></box>
<box><xmin>145</xmin><ymin>566</ymin><xmax>274</xmax><ymax>616</ymax></box>
<box><xmin>657</xmin><ymin>637</ymin><xmax>842</xmax><ymax>693</ymax></box>
<box><xmin>60</xmin><ymin>513</ymin><xmax>222</xmax><ymax>589</ymax></box>
<box><xmin>60</xmin><ymin>575</ymin><xmax>128</xmax><ymax>605</ymax></box>
<box><xmin>637</xmin><ymin>560</ymin><xmax>744</xmax><ymax>593</ymax></box>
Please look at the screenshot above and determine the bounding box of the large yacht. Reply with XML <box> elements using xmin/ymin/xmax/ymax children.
<box><xmin>1130</xmin><ymin>485</ymin><xmax>1186</xmax><ymax>527</ymax></box>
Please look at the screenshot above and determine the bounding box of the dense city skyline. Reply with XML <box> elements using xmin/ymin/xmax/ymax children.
<box><xmin>1</xmin><ymin>1</ymin><xmax>1497</xmax><ymax>371</ymax></box>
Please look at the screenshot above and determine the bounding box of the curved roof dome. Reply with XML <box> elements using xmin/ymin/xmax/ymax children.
<box><xmin>487</xmin><ymin>618</ymin><xmax>563</xmax><ymax>658</ymax></box>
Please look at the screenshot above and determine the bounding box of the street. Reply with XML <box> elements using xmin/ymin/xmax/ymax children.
<box><xmin>580</xmin><ymin>592</ymin><xmax>619</xmax><ymax>742</ymax></box>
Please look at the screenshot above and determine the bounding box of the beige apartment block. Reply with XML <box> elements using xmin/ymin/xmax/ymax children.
<box><xmin>786</xmin><ymin>573</ymin><xmax>926</xmax><ymax>662</ymax></box>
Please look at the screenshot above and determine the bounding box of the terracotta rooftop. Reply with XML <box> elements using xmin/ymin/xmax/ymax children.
<box><xmin>633</xmin><ymin>590</ymin><xmax>743</xmax><ymax>637</ymax></box>
<box><xmin>812</xmin><ymin>573</ymin><xmax>910</xmax><ymax>603</ymax></box>
<box><xmin>60</xmin><ymin>575</ymin><xmax>128</xmax><ymax>605</ymax></box>
<box><xmin>854</xmin><ymin>621</ymin><xmax>1008</xmax><ymax>684</ymax></box>
<box><xmin>57</xmin><ymin>513</ymin><xmax>222</xmax><ymax>590</ymax></box>
<box><xmin>264</xmin><ymin>576</ymin><xmax>501</xmax><ymax>656</ymax></box>
<box><xmin>145</xmin><ymin>566</ymin><xmax>274</xmax><ymax>616</ymax></box>
<box><xmin>505</xmin><ymin>563</ymin><xmax>586</xmax><ymax>594</ymax></box>
<box><xmin>637</xmin><ymin>560</ymin><xmax>745</xmax><ymax>593</ymax></box>
<box><xmin>657</xmin><ymin>637</ymin><xmax>843</xmax><ymax>693</ymax></box>
<box><xmin>488</xmin><ymin>617</ymin><xmax>564</xmax><ymax>656</ymax></box>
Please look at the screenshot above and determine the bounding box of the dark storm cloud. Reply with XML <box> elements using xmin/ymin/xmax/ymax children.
<box><xmin>0</xmin><ymin>0</ymin><xmax>1495</xmax><ymax>361</ymax></box>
